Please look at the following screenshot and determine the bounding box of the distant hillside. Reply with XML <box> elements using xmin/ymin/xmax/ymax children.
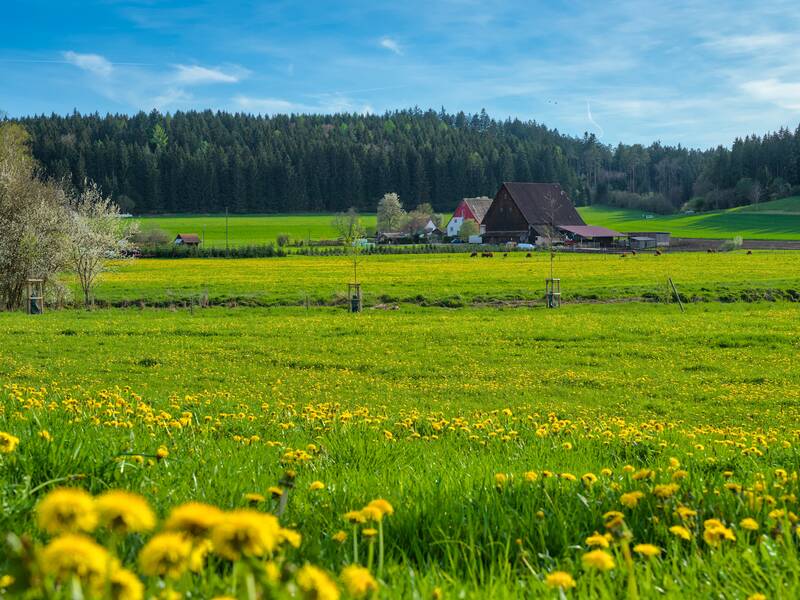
<box><xmin>731</xmin><ymin>196</ymin><xmax>800</xmax><ymax>214</ymax></box>
<box><xmin>11</xmin><ymin>109</ymin><xmax>800</xmax><ymax>215</ymax></box>
<box><xmin>579</xmin><ymin>204</ymin><xmax>800</xmax><ymax>240</ymax></box>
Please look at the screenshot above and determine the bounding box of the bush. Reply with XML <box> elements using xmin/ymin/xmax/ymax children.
<box><xmin>142</xmin><ymin>243</ymin><xmax>286</xmax><ymax>259</ymax></box>
<box><xmin>719</xmin><ymin>236</ymin><xmax>743</xmax><ymax>252</ymax></box>
<box><xmin>276</xmin><ymin>233</ymin><xmax>290</xmax><ymax>247</ymax></box>
<box><xmin>606</xmin><ymin>191</ymin><xmax>674</xmax><ymax>214</ymax></box>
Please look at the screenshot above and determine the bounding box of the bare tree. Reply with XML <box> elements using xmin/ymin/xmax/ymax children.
<box><xmin>332</xmin><ymin>207</ymin><xmax>365</xmax><ymax>284</ymax></box>
<box><xmin>67</xmin><ymin>182</ymin><xmax>139</xmax><ymax>307</ymax></box>
<box><xmin>0</xmin><ymin>123</ymin><xmax>70</xmax><ymax>310</ymax></box>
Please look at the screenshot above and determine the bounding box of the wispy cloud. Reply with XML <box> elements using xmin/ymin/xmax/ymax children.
<box><xmin>173</xmin><ymin>64</ymin><xmax>245</xmax><ymax>85</ymax></box>
<box><xmin>379</xmin><ymin>37</ymin><xmax>403</xmax><ymax>55</ymax></box>
<box><xmin>740</xmin><ymin>79</ymin><xmax>800</xmax><ymax>111</ymax></box>
<box><xmin>233</xmin><ymin>95</ymin><xmax>311</xmax><ymax>113</ymax></box>
<box><xmin>62</xmin><ymin>51</ymin><xmax>113</xmax><ymax>77</ymax></box>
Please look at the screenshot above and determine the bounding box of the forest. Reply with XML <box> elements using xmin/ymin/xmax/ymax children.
<box><xmin>10</xmin><ymin>109</ymin><xmax>800</xmax><ymax>215</ymax></box>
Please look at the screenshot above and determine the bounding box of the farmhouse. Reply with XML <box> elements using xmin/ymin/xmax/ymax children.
<box><xmin>482</xmin><ymin>183</ymin><xmax>585</xmax><ymax>244</ymax></box>
<box><xmin>446</xmin><ymin>196</ymin><xmax>493</xmax><ymax>237</ymax></box>
<box><xmin>174</xmin><ymin>233</ymin><xmax>201</xmax><ymax>246</ymax></box>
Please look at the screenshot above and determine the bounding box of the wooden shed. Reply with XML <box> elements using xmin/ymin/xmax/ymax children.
<box><xmin>174</xmin><ymin>233</ymin><xmax>201</xmax><ymax>246</ymax></box>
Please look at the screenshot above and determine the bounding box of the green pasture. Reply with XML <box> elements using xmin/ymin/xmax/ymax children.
<box><xmin>2</xmin><ymin>302</ymin><xmax>800</xmax><ymax>597</ymax></box>
<box><xmin>138</xmin><ymin>213</ymin><xmax>377</xmax><ymax>247</ymax></box>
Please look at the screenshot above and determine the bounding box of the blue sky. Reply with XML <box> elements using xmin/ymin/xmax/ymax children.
<box><xmin>2</xmin><ymin>0</ymin><xmax>800</xmax><ymax>148</ymax></box>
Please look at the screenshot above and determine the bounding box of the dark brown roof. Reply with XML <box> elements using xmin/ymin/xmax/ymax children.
<box><xmin>558</xmin><ymin>225</ymin><xmax>624</xmax><ymax>238</ymax></box>
<box><xmin>502</xmin><ymin>182</ymin><xmax>584</xmax><ymax>227</ymax></box>
<box><xmin>176</xmin><ymin>233</ymin><xmax>201</xmax><ymax>243</ymax></box>
<box><xmin>463</xmin><ymin>197</ymin><xmax>493</xmax><ymax>223</ymax></box>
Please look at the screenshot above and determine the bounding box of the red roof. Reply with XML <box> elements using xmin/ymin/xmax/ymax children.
<box><xmin>557</xmin><ymin>225</ymin><xmax>624</xmax><ymax>238</ymax></box>
<box><xmin>176</xmin><ymin>233</ymin><xmax>201</xmax><ymax>243</ymax></box>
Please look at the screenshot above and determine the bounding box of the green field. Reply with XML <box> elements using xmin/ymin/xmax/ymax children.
<box><xmin>579</xmin><ymin>202</ymin><xmax>800</xmax><ymax>240</ymax></box>
<box><xmin>136</xmin><ymin>200</ymin><xmax>800</xmax><ymax>247</ymax></box>
<box><xmin>2</xmin><ymin>300</ymin><xmax>800</xmax><ymax>598</ymax></box>
<box><xmin>138</xmin><ymin>213</ymin><xmax>377</xmax><ymax>247</ymax></box>
<box><xmin>71</xmin><ymin>250</ymin><xmax>800</xmax><ymax>308</ymax></box>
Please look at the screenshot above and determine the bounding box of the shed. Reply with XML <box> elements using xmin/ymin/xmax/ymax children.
<box><xmin>557</xmin><ymin>225</ymin><xmax>625</xmax><ymax>247</ymax></box>
<box><xmin>174</xmin><ymin>233</ymin><xmax>201</xmax><ymax>246</ymax></box>
<box><xmin>629</xmin><ymin>236</ymin><xmax>657</xmax><ymax>250</ymax></box>
<box><xmin>626</xmin><ymin>232</ymin><xmax>671</xmax><ymax>247</ymax></box>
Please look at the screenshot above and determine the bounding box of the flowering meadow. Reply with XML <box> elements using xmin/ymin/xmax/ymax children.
<box><xmin>2</xmin><ymin>300</ymin><xmax>800</xmax><ymax>598</ymax></box>
<box><xmin>69</xmin><ymin>250</ymin><xmax>800</xmax><ymax>308</ymax></box>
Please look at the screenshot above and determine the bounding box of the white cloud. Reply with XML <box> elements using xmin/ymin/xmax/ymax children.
<box><xmin>172</xmin><ymin>64</ymin><xmax>243</xmax><ymax>85</ymax></box>
<box><xmin>62</xmin><ymin>51</ymin><xmax>113</xmax><ymax>77</ymax></box>
<box><xmin>704</xmin><ymin>32</ymin><xmax>794</xmax><ymax>54</ymax></box>
<box><xmin>233</xmin><ymin>95</ymin><xmax>311</xmax><ymax>113</ymax></box>
<box><xmin>379</xmin><ymin>37</ymin><xmax>403</xmax><ymax>55</ymax></box>
<box><xmin>740</xmin><ymin>79</ymin><xmax>800</xmax><ymax>111</ymax></box>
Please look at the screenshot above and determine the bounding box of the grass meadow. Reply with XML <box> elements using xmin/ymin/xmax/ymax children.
<box><xmin>2</xmin><ymin>301</ymin><xmax>800</xmax><ymax>598</ymax></box>
<box><xmin>136</xmin><ymin>200</ymin><xmax>800</xmax><ymax>247</ymax></box>
<box><xmin>74</xmin><ymin>250</ymin><xmax>800</xmax><ymax>307</ymax></box>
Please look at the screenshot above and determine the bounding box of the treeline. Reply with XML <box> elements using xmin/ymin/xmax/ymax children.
<box><xmin>10</xmin><ymin>109</ymin><xmax>800</xmax><ymax>214</ymax></box>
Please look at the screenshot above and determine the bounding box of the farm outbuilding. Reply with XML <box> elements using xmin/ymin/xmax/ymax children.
<box><xmin>557</xmin><ymin>225</ymin><xmax>625</xmax><ymax>248</ymax></box>
<box><xmin>629</xmin><ymin>236</ymin><xmax>657</xmax><ymax>250</ymax></box>
<box><xmin>482</xmin><ymin>182</ymin><xmax>585</xmax><ymax>244</ymax></box>
<box><xmin>446</xmin><ymin>197</ymin><xmax>493</xmax><ymax>237</ymax></box>
<box><xmin>627</xmin><ymin>232</ymin><xmax>671</xmax><ymax>247</ymax></box>
<box><xmin>174</xmin><ymin>233</ymin><xmax>201</xmax><ymax>246</ymax></box>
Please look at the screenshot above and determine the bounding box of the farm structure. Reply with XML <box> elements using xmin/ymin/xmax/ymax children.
<box><xmin>174</xmin><ymin>233</ymin><xmax>201</xmax><ymax>246</ymax></box>
<box><xmin>629</xmin><ymin>236</ymin><xmax>657</xmax><ymax>250</ymax></box>
<box><xmin>557</xmin><ymin>225</ymin><xmax>626</xmax><ymax>248</ymax></box>
<box><xmin>626</xmin><ymin>231</ymin><xmax>671</xmax><ymax>247</ymax></box>
<box><xmin>481</xmin><ymin>182</ymin><xmax>585</xmax><ymax>244</ymax></box>
<box><xmin>446</xmin><ymin>197</ymin><xmax>493</xmax><ymax>237</ymax></box>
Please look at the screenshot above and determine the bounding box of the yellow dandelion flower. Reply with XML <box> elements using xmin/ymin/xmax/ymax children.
<box><xmin>211</xmin><ymin>510</ymin><xmax>281</xmax><ymax>560</ymax></box>
<box><xmin>109</xmin><ymin>566</ymin><xmax>144</xmax><ymax>600</ymax></box>
<box><xmin>155</xmin><ymin>446</ymin><xmax>169</xmax><ymax>460</ymax></box>
<box><xmin>245</xmin><ymin>493</ymin><xmax>266</xmax><ymax>504</ymax></box>
<box><xmin>740</xmin><ymin>518</ymin><xmax>759</xmax><ymax>531</ymax></box>
<box><xmin>633</xmin><ymin>544</ymin><xmax>661</xmax><ymax>558</ymax></box>
<box><xmin>36</xmin><ymin>487</ymin><xmax>98</xmax><ymax>534</ymax></box>
<box><xmin>582</xmin><ymin>549</ymin><xmax>615</xmax><ymax>571</ymax></box>
<box><xmin>676</xmin><ymin>506</ymin><xmax>697</xmax><ymax>520</ymax></box>
<box><xmin>747</xmin><ymin>594</ymin><xmax>767</xmax><ymax>600</ymax></box>
<box><xmin>653</xmin><ymin>483</ymin><xmax>679</xmax><ymax>499</ymax></box>
<box><xmin>494</xmin><ymin>473</ymin><xmax>508</xmax><ymax>486</ymax></box>
<box><xmin>562</xmin><ymin>442</ymin><xmax>573</xmax><ymax>450</ymax></box>
<box><xmin>189</xmin><ymin>539</ymin><xmax>212</xmax><ymax>572</ymax></box>
<box><xmin>367</xmin><ymin>498</ymin><xmax>394</xmax><ymax>517</ymax></box>
<box><xmin>41</xmin><ymin>534</ymin><xmax>109</xmax><ymax>593</ymax></box>
<box><xmin>560</xmin><ymin>472</ymin><xmax>577</xmax><ymax>482</ymax></box>
<box><xmin>309</xmin><ymin>481</ymin><xmax>326</xmax><ymax>492</ymax></box>
<box><xmin>362</xmin><ymin>528</ymin><xmax>378</xmax><ymax>538</ymax></box>
<box><xmin>38</xmin><ymin>430</ymin><xmax>53</xmax><ymax>443</ymax></box>
<box><xmin>269</xmin><ymin>486</ymin><xmax>284</xmax><ymax>499</ymax></box>
<box><xmin>332</xmin><ymin>530</ymin><xmax>348</xmax><ymax>543</ymax></box>
<box><xmin>279</xmin><ymin>527</ymin><xmax>302</xmax><ymax>548</ymax></box>
<box><xmin>138</xmin><ymin>532</ymin><xmax>192</xmax><ymax>579</ymax></box>
<box><xmin>620</xmin><ymin>491</ymin><xmax>645</xmax><ymax>508</ymax></box>
<box><xmin>96</xmin><ymin>490</ymin><xmax>155</xmax><ymax>533</ymax></box>
<box><xmin>585</xmin><ymin>532</ymin><xmax>610</xmax><ymax>548</ymax></box>
<box><xmin>0</xmin><ymin>575</ymin><xmax>14</xmax><ymax>588</ymax></box>
<box><xmin>164</xmin><ymin>502</ymin><xmax>223</xmax><ymax>539</ymax></box>
<box><xmin>0</xmin><ymin>432</ymin><xmax>19</xmax><ymax>454</ymax></box>
<box><xmin>545</xmin><ymin>571</ymin><xmax>576</xmax><ymax>590</ymax></box>
<box><xmin>340</xmin><ymin>565</ymin><xmax>378</xmax><ymax>599</ymax></box>
<box><xmin>360</xmin><ymin>506</ymin><xmax>383</xmax><ymax>522</ymax></box>
<box><xmin>524</xmin><ymin>471</ymin><xmax>538</xmax><ymax>482</ymax></box>
<box><xmin>344</xmin><ymin>510</ymin><xmax>366</xmax><ymax>525</ymax></box>
<box><xmin>296</xmin><ymin>564</ymin><xmax>340</xmax><ymax>600</ymax></box>
<box><xmin>669</xmin><ymin>525</ymin><xmax>691</xmax><ymax>540</ymax></box>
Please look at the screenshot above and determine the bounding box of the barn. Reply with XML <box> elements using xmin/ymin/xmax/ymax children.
<box><xmin>482</xmin><ymin>183</ymin><xmax>585</xmax><ymax>244</ymax></box>
<box><xmin>446</xmin><ymin>197</ymin><xmax>493</xmax><ymax>237</ymax></box>
<box><xmin>174</xmin><ymin>233</ymin><xmax>201</xmax><ymax>246</ymax></box>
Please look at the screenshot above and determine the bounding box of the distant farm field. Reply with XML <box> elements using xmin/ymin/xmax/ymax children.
<box><xmin>73</xmin><ymin>250</ymin><xmax>800</xmax><ymax>307</ymax></box>
<box><xmin>138</xmin><ymin>213</ymin><xmax>377</xmax><ymax>247</ymax></box>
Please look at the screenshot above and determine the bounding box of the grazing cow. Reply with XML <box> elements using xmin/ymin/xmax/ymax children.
<box><xmin>526</xmin><ymin>252</ymin><xmax>532</xmax><ymax>258</ymax></box>
<box><xmin>503</xmin><ymin>253</ymin><xmax>508</xmax><ymax>258</ymax></box>
<box><xmin>631</xmin><ymin>250</ymin><xmax>637</xmax><ymax>256</ymax></box>
<box><xmin>470</xmin><ymin>251</ymin><xmax>478</xmax><ymax>257</ymax></box>
<box><xmin>747</xmin><ymin>250</ymin><xmax>753</xmax><ymax>255</ymax></box>
<box><xmin>620</xmin><ymin>253</ymin><xmax>627</xmax><ymax>258</ymax></box>
<box><xmin>481</xmin><ymin>252</ymin><xmax>494</xmax><ymax>258</ymax></box>
<box><xmin>655</xmin><ymin>249</ymin><xmax>662</xmax><ymax>256</ymax></box>
<box><xmin>707</xmin><ymin>248</ymin><xmax>715</xmax><ymax>253</ymax></box>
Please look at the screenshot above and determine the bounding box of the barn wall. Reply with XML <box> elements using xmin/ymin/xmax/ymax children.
<box><xmin>483</xmin><ymin>187</ymin><xmax>528</xmax><ymax>232</ymax></box>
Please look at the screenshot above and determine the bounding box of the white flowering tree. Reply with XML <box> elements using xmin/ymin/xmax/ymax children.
<box><xmin>67</xmin><ymin>183</ymin><xmax>139</xmax><ymax>307</ymax></box>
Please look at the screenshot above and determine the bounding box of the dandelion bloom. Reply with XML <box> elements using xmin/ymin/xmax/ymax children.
<box><xmin>740</xmin><ymin>518</ymin><xmax>759</xmax><ymax>531</ymax></box>
<box><xmin>582</xmin><ymin>550</ymin><xmax>615</xmax><ymax>571</ymax></box>
<box><xmin>676</xmin><ymin>506</ymin><xmax>697</xmax><ymax>520</ymax></box>
<box><xmin>332</xmin><ymin>530</ymin><xmax>348</xmax><ymax>543</ymax></box>
<box><xmin>545</xmin><ymin>571</ymin><xmax>576</xmax><ymax>590</ymax></box>
<box><xmin>296</xmin><ymin>564</ymin><xmax>340</xmax><ymax>600</ymax></box>
<box><xmin>581</xmin><ymin>473</ymin><xmax>598</xmax><ymax>486</ymax></box>
<box><xmin>585</xmin><ymin>532</ymin><xmax>610</xmax><ymax>548</ymax></box>
<box><xmin>669</xmin><ymin>525</ymin><xmax>691</xmax><ymax>540</ymax></box>
<box><xmin>36</xmin><ymin>488</ymin><xmax>98</xmax><ymax>534</ymax></box>
<box><xmin>96</xmin><ymin>490</ymin><xmax>155</xmax><ymax>533</ymax></box>
<box><xmin>653</xmin><ymin>483</ymin><xmax>679</xmax><ymax>499</ymax></box>
<box><xmin>164</xmin><ymin>502</ymin><xmax>223</xmax><ymax>539</ymax></box>
<box><xmin>211</xmin><ymin>510</ymin><xmax>281</xmax><ymax>560</ymax></box>
<box><xmin>633</xmin><ymin>544</ymin><xmax>661</xmax><ymax>558</ymax></box>
<box><xmin>109</xmin><ymin>566</ymin><xmax>144</xmax><ymax>600</ymax></box>
<box><xmin>279</xmin><ymin>527</ymin><xmax>302</xmax><ymax>548</ymax></box>
<box><xmin>41</xmin><ymin>534</ymin><xmax>109</xmax><ymax>593</ymax></box>
<box><xmin>344</xmin><ymin>511</ymin><xmax>367</xmax><ymax>525</ymax></box>
<box><xmin>138</xmin><ymin>532</ymin><xmax>192</xmax><ymax>579</ymax></box>
<box><xmin>309</xmin><ymin>481</ymin><xmax>326</xmax><ymax>491</ymax></box>
<box><xmin>362</xmin><ymin>528</ymin><xmax>378</xmax><ymax>538</ymax></box>
<box><xmin>360</xmin><ymin>506</ymin><xmax>383</xmax><ymax>522</ymax></box>
<box><xmin>189</xmin><ymin>539</ymin><xmax>212</xmax><ymax>572</ymax></box>
<box><xmin>0</xmin><ymin>432</ymin><xmax>19</xmax><ymax>454</ymax></box>
<box><xmin>494</xmin><ymin>473</ymin><xmax>508</xmax><ymax>486</ymax></box>
<box><xmin>155</xmin><ymin>446</ymin><xmax>169</xmax><ymax>460</ymax></box>
<box><xmin>620</xmin><ymin>491</ymin><xmax>645</xmax><ymax>508</ymax></box>
<box><xmin>367</xmin><ymin>498</ymin><xmax>394</xmax><ymax>517</ymax></box>
<box><xmin>747</xmin><ymin>594</ymin><xmax>767</xmax><ymax>600</ymax></box>
<box><xmin>703</xmin><ymin>519</ymin><xmax>736</xmax><ymax>547</ymax></box>
<box><xmin>245</xmin><ymin>493</ymin><xmax>266</xmax><ymax>504</ymax></box>
<box><xmin>523</xmin><ymin>471</ymin><xmax>538</xmax><ymax>482</ymax></box>
<box><xmin>340</xmin><ymin>565</ymin><xmax>378</xmax><ymax>598</ymax></box>
<box><xmin>560</xmin><ymin>473</ymin><xmax>577</xmax><ymax>482</ymax></box>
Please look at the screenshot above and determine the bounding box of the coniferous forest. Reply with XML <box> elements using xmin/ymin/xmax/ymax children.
<box><xmin>11</xmin><ymin>109</ymin><xmax>800</xmax><ymax>214</ymax></box>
